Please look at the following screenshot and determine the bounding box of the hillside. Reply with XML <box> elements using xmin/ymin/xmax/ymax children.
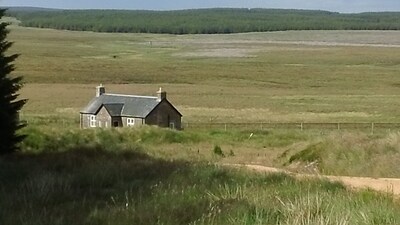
<box><xmin>6</xmin><ymin>8</ymin><xmax>400</xmax><ymax>34</ymax></box>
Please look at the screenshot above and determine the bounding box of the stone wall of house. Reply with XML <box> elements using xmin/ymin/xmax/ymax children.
<box><xmin>96</xmin><ymin>106</ymin><xmax>115</xmax><ymax>127</ymax></box>
<box><xmin>97</xmin><ymin>107</ymin><xmax>112</xmax><ymax>128</ymax></box>
<box><xmin>80</xmin><ymin>114</ymin><xmax>90</xmax><ymax>128</ymax></box>
<box><xmin>80</xmin><ymin>107</ymin><xmax>115</xmax><ymax>128</ymax></box>
<box><xmin>122</xmin><ymin>117</ymin><xmax>145</xmax><ymax>127</ymax></box>
<box><xmin>145</xmin><ymin>100</ymin><xmax>182</xmax><ymax>129</ymax></box>
<box><xmin>98</xmin><ymin>108</ymin><xmax>123</xmax><ymax>128</ymax></box>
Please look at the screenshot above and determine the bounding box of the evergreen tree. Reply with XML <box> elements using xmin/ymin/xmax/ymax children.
<box><xmin>0</xmin><ymin>9</ymin><xmax>26</xmax><ymax>155</ymax></box>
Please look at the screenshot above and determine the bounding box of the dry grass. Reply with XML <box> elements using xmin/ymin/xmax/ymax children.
<box><xmin>7</xmin><ymin>25</ymin><xmax>400</xmax><ymax>123</ymax></box>
<box><xmin>6</xmin><ymin>24</ymin><xmax>400</xmax><ymax>225</ymax></box>
<box><xmin>277</xmin><ymin>131</ymin><xmax>400</xmax><ymax>178</ymax></box>
<box><xmin>20</xmin><ymin>83</ymin><xmax>400</xmax><ymax>123</ymax></box>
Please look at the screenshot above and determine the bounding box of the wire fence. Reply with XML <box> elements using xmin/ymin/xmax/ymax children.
<box><xmin>182</xmin><ymin>122</ymin><xmax>400</xmax><ymax>134</ymax></box>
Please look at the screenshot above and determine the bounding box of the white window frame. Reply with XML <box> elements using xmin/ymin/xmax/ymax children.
<box><xmin>127</xmin><ymin>118</ymin><xmax>135</xmax><ymax>127</ymax></box>
<box><xmin>90</xmin><ymin>115</ymin><xmax>96</xmax><ymax>127</ymax></box>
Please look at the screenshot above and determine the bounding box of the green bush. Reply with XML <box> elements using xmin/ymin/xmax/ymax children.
<box><xmin>213</xmin><ymin>145</ymin><xmax>225</xmax><ymax>157</ymax></box>
<box><xmin>288</xmin><ymin>142</ymin><xmax>325</xmax><ymax>163</ymax></box>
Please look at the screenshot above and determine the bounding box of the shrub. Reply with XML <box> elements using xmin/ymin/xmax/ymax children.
<box><xmin>213</xmin><ymin>145</ymin><xmax>225</xmax><ymax>157</ymax></box>
<box><xmin>288</xmin><ymin>143</ymin><xmax>325</xmax><ymax>164</ymax></box>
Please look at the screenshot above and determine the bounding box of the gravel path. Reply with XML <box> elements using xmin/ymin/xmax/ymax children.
<box><xmin>226</xmin><ymin>164</ymin><xmax>400</xmax><ymax>195</ymax></box>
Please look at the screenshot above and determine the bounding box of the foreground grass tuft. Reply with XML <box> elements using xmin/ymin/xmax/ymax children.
<box><xmin>1</xmin><ymin>144</ymin><xmax>400</xmax><ymax>224</ymax></box>
<box><xmin>20</xmin><ymin>126</ymin><xmax>202</xmax><ymax>153</ymax></box>
<box><xmin>283</xmin><ymin>132</ymin><xmax>400</xmax><ymax>177</ymax></box>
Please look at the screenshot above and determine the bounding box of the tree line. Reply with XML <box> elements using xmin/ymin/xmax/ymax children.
<box><xmin>7</xmin><ymin>8</ymin><xmax>400</xmax><ymax>34</ymax></box>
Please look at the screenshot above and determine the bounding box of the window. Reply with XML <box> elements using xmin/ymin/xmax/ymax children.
<box><xmin>90</xmin><ymin>115</ymin><xmax>96</xmax><ymax>127</ymax></box>
<box><xmin>169</xmin><ymin>122</ymin><xmax>175</xmax><ymax>129</ymax></box>
<box><xmin>127</xmin><ymin>118</ymin><xmax>135</xmax><ymax>127</ymax></box>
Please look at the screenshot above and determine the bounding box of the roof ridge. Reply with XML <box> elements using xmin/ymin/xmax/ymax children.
<box><xmin>103</xmin><ymin>103</ymin><xmax>124</xmax><ymax>105</ymax></box>
<box><xmin>104</xmin><ymin>93</ymin><xmax>157</xmax><ymax>99</ymax></box>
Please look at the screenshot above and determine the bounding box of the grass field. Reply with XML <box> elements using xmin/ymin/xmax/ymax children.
<box><xmin>4</xmin><ymin>146</ymin><xmax>400</xmax><ymax>225</ymax></box>
<box><xmin>4</xmin><ymin>23</ymin><xmax>400</xmax><ymax>224</ymax></box>
<box><xmin>18</xmin><ymin>125</ymin><xmax>400</xmax><ymax>178</ymax></box>
<box><xmin>7</xmin><ymin>25</ymin><xmax>400</xmax><ymax>123</ymax></box>
<box><xmin>3</xmin><ymin>127</ymin><xmax>400</xmax><ymax>225</ymax></box>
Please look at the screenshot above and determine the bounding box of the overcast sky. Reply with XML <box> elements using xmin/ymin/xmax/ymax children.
<box><xmin>1</xmin><ymin>0</ymin><xmax>400</xmax><ymax>13</ymax></box>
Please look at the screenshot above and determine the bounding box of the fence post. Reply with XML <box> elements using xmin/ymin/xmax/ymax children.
<box><xmin>300</xmin><ymin>123</ymin><xmax>303</xmax><ymax>131</ymax></box>
<box><xmin>371</xmin><ymin>122</ymin><xmax>374</xmax><ymax>135</ymax></box>
<box><xmin>337</xmin><ymin>123</ymin><xmax>340</xmax><ymax>131</ymax></box>
<box><xmin>224</xmin><ymin>123</ymin><xmax>227</xmax><ymax>131</ymax></box>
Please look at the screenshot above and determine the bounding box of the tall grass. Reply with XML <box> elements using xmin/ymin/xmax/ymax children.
<box><xmin>206</xmin><ymin>129</ymin><xmax>310</xmax><ymax>148</ymax></box>
<box><xmin>2</xmin><ymin>147</ymin><xmax>399</xmax><ymax>225</ymax></box>
<box><xmin>2</xmin><ymin>127</ymin><xmax>400</xmax><ymax>224</ymax></box>
<box><xmin>20</xmin><ymin>125</ymin><xmax>202</xmax><ymax>153</ymax></box>
<box><xmin>21</xmin><ymin>123</ymin><xmax>400</xmax><ymax>179</ymax></box>
<box><xmin>282</xmin><ymin>131</ymin><xmax>400</xmax><ymax>177</ymax></box>
<box><xmin>20</xmin><ymin>124</ymin><xmax>400</xmax><ymax>178</ymax></box>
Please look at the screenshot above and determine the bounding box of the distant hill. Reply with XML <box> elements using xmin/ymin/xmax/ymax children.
<box><xmin>6</xmin><ymin>8</ymin><xmax>400</xmax><ymax>34</ymax></box>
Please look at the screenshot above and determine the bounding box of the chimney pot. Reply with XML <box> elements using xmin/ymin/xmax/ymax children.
<box><xmin>157</xmin><ymin>87</ymin><xmax>166</xmax><ymax>102</ymax></box>
<box><xmin>96</xmin><ymin>84</ymin><xmax>105</xmax><ymax>97</ymax></box>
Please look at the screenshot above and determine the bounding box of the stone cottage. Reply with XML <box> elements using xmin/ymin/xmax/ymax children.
<box><xmin>80</xmin><ymin>85</ymin><xmax>182</xmax><ymax>129</ymax></box>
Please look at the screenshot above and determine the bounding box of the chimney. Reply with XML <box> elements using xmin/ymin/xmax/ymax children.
<box><xmin>157</xmin><ymin>87</ymin><xmax>166</xmax><ymax>102</ymax></box>
<box><xmin>96</xmin><ymin>84</ymin><xmax>105</xmax><ymax>97</ymax></box>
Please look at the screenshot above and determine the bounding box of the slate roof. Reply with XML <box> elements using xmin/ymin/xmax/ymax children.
<box><xmin>80</xmin><ymin>94</ymin><xmax>161</xmax><ymax>118</ymax></box>
<box><xmin>103</xmin><ymin>103</ymin><xmax>124</xmax><ymax>117</ymax></box>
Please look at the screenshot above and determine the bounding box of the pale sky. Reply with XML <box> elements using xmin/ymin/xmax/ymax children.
<box><xmin>1</xmin><ymin>0</ymin><xmax>400</xmax><ymax>13</ymax></box>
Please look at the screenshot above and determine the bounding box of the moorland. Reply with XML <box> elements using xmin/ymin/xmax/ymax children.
<box><xmin>2</xmin><ymin>11</ymin><xmax>400</xmax><ymax>224</ymax></box>
<box><xmin>8</xmin><ymin>25</ymin><xmax>400</xmax><ymax>124</ymax></box>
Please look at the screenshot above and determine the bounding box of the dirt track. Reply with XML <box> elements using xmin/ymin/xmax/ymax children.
<box><xmin>226</xmin><ymin>164</ymin><xmax>400</xmax><ymax>195</ymax></box>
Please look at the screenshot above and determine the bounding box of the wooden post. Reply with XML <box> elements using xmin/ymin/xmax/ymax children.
<box><xmin>301</xmin><ymin>123</ymin><xmax>303</xmax><ymax>131</ymax></box>
<box><xmin>337</xmin><ymin>123</ymin><xmax>340</xmax><ymax>131</ymax></box>
<box><xmin>224</xmin><ymin>123</ymin><xmax>227</xmax><ymax>131</ymax></box>
<box><xmin>371</xmin><ymin>122</ymin><xmax>374</xmax><ymax>135</ymax></box>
